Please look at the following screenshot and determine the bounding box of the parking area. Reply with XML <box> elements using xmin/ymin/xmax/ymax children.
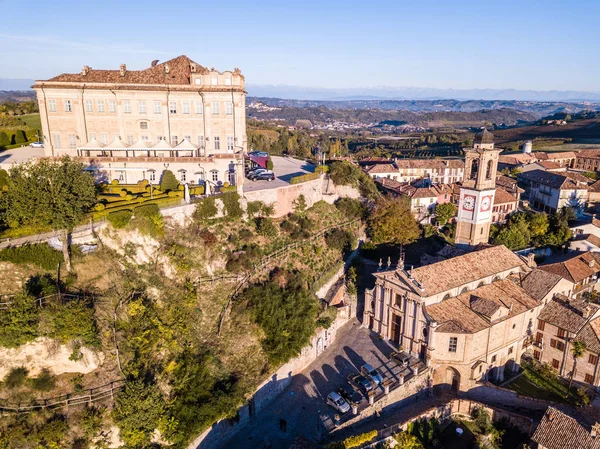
<box><xmin>224</xmin><ymin>319</ymin><xmax>424</xmax><ymax>449</ymax></box>
<box><xmin>242</xmin><ymin>155</ymin><xmax>316</xmax><ymax>193</ymax></box>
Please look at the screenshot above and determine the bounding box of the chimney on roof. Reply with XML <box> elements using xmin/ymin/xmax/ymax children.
<box><xmin>165</xmin><ymin>64</ymin><xmax>170</xmax><ymax>74</ymax></box>
<box><xmin>119</xmin><ymin>64</ymin><xmax>126</xmax><ymax>76</ymax></box>
<box><xmin>527</xmin><ymin>252</ymin><xmax>535</xmax><ymax>268</ymax></box>
<box><xmin>592</xmin><ymin>423</ymin><xmax>600</xmax><ymax>438</ymax></box>
<box><xmin>548</xmin><ymin>410</ymin><xmax>554</xmax><ymax>422</ymax></box>
<box><xmin>151</xmin><ymin>59</ymin><xmax>159</xmax><ymax>67</ymax></box>
<box><xmin>584</xmin><ymin>305</ymin><xmax>592</xmax><ymax>319</ymax></box>
<box><xmin>81</xmin><ymin>65</ymin><xmax>90</xmax><ymax>76</ymax></box>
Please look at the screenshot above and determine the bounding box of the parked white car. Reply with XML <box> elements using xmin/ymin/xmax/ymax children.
<box><xmin>326</xmin><ymin>392</ymin><xmax>350</xmax><ymax>414</ymax></box>
<box><xmin>30</xmin><ymin>141</ymin><xmax>44</xmax><ymax>148</ymax></box>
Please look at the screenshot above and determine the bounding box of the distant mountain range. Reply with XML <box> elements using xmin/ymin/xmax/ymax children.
<box><xmin>247</xmin><ymin>84</ymin><xmax>600</xmax><ymax>102</ymax></box>
<box><xmin>2</xmin><ymin>78</ymin><xmax>600</xmax><ymax>103</ymax></box>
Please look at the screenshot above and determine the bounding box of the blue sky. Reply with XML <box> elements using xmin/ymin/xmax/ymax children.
<box><xmin>1</xmin><ymin>0</ymin><xmax>599</xmax><ymax>91</ymax></box>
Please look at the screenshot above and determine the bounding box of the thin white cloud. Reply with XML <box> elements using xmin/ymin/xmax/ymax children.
<box><xmin>0</xmin><ymin>33</ymin><xmax>168</xmax><ymax>55</ymax></box>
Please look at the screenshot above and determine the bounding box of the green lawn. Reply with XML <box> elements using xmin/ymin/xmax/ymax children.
<box><xmin>18</xmin><ymin>113</ymin><xmax>41</xmax><ymax>130</ymax></box>
<box><xmin>505</xmin><ymin>364</ymin><xmax>579</xmax><ymax>404</ymax></box>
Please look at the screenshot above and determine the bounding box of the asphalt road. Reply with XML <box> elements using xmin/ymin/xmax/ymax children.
<box><xmin>221</xmin><ymin>320</ymin><xmax>405</xmax><ymax>449</ymax></box>
<box><xmin>243</xmin><ymin>156</ymin><xmax>316</xmax><ymax>193</ymax></box>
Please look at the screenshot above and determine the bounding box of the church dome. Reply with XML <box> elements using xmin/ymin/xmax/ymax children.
<box><xmin>474</xmin><ymin>128</ymin><xmax>494</xmax><ymax>144</ymax></box>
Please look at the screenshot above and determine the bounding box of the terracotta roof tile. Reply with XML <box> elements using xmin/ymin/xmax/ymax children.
<box><xmin>518</xmin><ymin>169</ymin><xmax>589</xmax><ymax>190</ymax></box>
<box><xmin>366</xmin><ymin>163</ymin><xmax>397</xmax><ymax>174</ymax></box>
<box><xmin>35</xmin><ymin>55</ymin><xmax>241</xmax><ymax>87</ymax></box>
<box><xmin>408</xmin><ymin>245</ymin><xmax>527</xmax><ymax>297</ymax></box>
<box><xmin>426</xmin><ymin>278</ymin><xmax>539</xmax><ymax>333</ymax></box>
<box><xmin>577</xmin><ymin>319</ymin><xmax>600</xmax><ymax>354</ymax></box>
<box><xmin>538</xmin><ymin>296</ymin><xmax>599</xmax><ymax>334</ymax></box>
<box><xmin>539</xmin><ymin>252</ymin><xmax>600</xmax><ymax>284</ymax></box>
<box><xmin>531</xmin><ymin>407</ymin><xmax>600</xmax><ymax>449</ymax></box>
<box><xmin>494</xmin><ymin>187</ymin><xmax>517</xmax><ymax>205</ymax></box>
<box><xmin>520</xmin><ymin>269</ymin><xmax>563</xmax><ymax>301</ymax></box>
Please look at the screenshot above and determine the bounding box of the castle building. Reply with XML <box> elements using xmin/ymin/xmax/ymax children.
<box><xmin>363</xmin><ymin>245</ymin><xmax>545</xmax><ymax>392</ymax></box>
<box><xmin>455</xmin><ymin>129</ymin><xmax>501</xmax><ymax>247</ymax></box>
<box><xmin>32</xmin><ymin>55</ymin><xmax>246</xmax><ymax>188</ymax></box>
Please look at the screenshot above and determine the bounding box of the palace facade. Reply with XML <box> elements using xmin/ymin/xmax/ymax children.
<box><xmin>33</xmin><ymin>55</ymin><xmax>246</xmax><ymax>188</ymax></box>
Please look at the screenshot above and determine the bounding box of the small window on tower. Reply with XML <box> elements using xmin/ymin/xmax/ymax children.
<box><xmin>470</xmin><ymin>159</ymin><xmax>479</xmax><ymax>180</ymax></box>
<box><xmin>486</xmin><ymin>159</ymin><xmax>493</xmax><ymax>180</ymax></box>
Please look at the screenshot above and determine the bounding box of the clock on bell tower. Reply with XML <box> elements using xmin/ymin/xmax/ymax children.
<box><xmin>455</xmin><ymin>129</ymin><xmax>502</xmax><ymax>247</ymax></box>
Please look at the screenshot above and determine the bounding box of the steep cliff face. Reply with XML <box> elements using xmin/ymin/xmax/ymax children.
<box><xmin>0</xmin><ymin>337</ymin><xmax>104</xmax><ymax>379</ymax></box>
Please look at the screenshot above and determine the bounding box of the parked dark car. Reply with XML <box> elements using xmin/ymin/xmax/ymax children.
<box><xmin>250</xmin><ymin>171</ymin><xmax>275</xmax><ymax>182</ymax></box>
<box><xmin>390</xmin><ymin>351</ymin><xmax>411</xmax><ymax>368</ymax></box>
<box><xmin>246</xmin><ymin>167</ymin><xmax>267</xmax><ymax>177</ymax></box>
<box><xmin>347</xmin><ymin>373</ymin><xmax>373</xmax><ymax>394</ymax></box>
<box><xmin>337</xmin><ymin>385</ymin><xmax>364</xmax><ymax>405</ymax></box>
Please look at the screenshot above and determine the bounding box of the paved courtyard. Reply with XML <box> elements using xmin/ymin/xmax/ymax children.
<box><xmin>243</xmin><ymin>155</ymin><xmax>315</xmax><ymax>193</ymax></box>
<box><xmin>222</xmin><ymin>319</ymin><xmax>420</xmax><ymax>449</ymax></box>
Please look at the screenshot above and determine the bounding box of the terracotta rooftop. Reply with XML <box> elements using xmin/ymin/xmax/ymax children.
<box><xmin>534</xmin><ymin>151</ymin><xmax>578</xmax><ymax>160</ymax></box>
<box><xmin>393</xmin><ymin>159</ymin><xmax>464</xmax><ymax>170</ymax></box>
<box><xmin>538</xmin><ymin>251</ymin><xmax>600</xmax><ymax>284</ymax></box>
<box><xmin>496</xmin><ymin>174</ymin><xmax>519</xmax><ymax>189</ymax></box>
<box><xmin>426</xmin><ymin>278</ymin><xmax>539</xmax><ymax>333</ymax></box>
<box><xmin>358</xmin><ymin>157</ymin><xmax>391</xmax><ymax>166</ymax></box>
<box><xmin>538</xmin><ymin>296</ymin><xmax>599</xmax><ymax>334</ymax></box>
<box><xmin>35</xmin><ymin>55</ymin><xmax>242</xmax><ymax>86</ymax></box>
<box><xmin>406</xmin><ymin>245</ymin><xmax>527</xmax><ymax>297</ymax></box>
<box><xmin>520</xmin><ymin>269</ymin><xmax>564</xmax><ymax>302</ymax></box>
<box><xmin>537</xmin><ymin>160</ymin><xmax>563</xmax><ymax>170</ymax></box>
<box><xmin>375</xmin><ymin>178</ymin><xmax>440</xmax><ymax>200</ymax></box>
<box><xmin>531</xmin><ymin>407</ymin><xmax>600</xmax><ymax>449</ymax></box>
<box><xmin>494</xmin><ymin>187</ymin><xmax>517</xmax><ymax>205</ymax></box>
<box><xmin>365</xmin><ymin>163</ymin><xmax>397</xmax><ymax>174</ymax></box>
<box><xmin>498</xmin><ymin>153</ymin><xmax>536</xmax><ymax>165</ymax></box>
<box><xmin>589</xmin><ymin>180</ymin><xmax>600</xmax><ymax>193</ymax></box>
<box><xmin>577</xmin><ymin>149</ymin><xmax>600</xmax><ymax>160</ymax></box>
<box><xmin>577</xmin><ymin>319</ymin><xmax>600</xmax><ymax>354</ymax></box>
<box><xmin>518</xmin><ymin>169</ymin><xmax>590</xmax><ymax>190</ymax></box>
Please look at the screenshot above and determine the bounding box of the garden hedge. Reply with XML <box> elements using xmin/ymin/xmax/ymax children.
<box><xmin>290</xmin><ymin>172</ymin><xmax>320</xmax><ymax>184</ymax></box>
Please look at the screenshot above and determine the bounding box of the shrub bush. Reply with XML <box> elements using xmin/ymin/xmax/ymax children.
<box><xmin>195</xmin><ymin>197</ymin><xmax>218</xmax><ymax>220</ymax></box>
<box><xmin>30</xmin><ymin>368</ymin><xmax>56</xmax><ymax>392</ymax></box>
<box><xmin>290</xmin><ymin>172</ymin><xmax>319</xmax><ymax>184</ymax></box>
<box><xmin>41</xmin><ymin>299</ymin><xmax>99</xmax><ymax>347</ymax></box>
<box><xmin>107</xmin><ymin>210</ymin><xmax>133</xmax><ymax>229</ymax></box>
<box><xmin>160</xmin><ymin>170</ymin><xmax>179</xmax><ymax>192</ymax></box>
<box><xmin>334</xmin><ymin>197</ymin><xmax>367</xmax><ymax>220</ymax></box>
<box><xmin>133</xmin><ymin>204</ymin><xmax>163</xmax><ymax>237</ymax></box>
<box><xmin>325</xmin><ymin>228</ymin><xmax>353</xmax><ymax>252</ymax></box>
<box><xmin>0</xmin><ymin>244</ymin><xmax>63</xmax><ymax>270</ymax></box>
<box><xmin>238</xmin><ymin>228</ymin><xmax>254</xmax><ymax>240</ymax></box>
<box><xmin>111</xmin><ymin>179</ymin><xmax>119</xmax><ymax>185</ymax></box>
<box><xmin>256</xmin><ymin>217</ymin><xmax>278</xmax><ymax>237</ymax></box>
<box><xmin>119</xmin><ymin>190</ymin><xmax>127</xmax><ymax>198</ymax></box>
<box><xmin>316</xmin><ymin>165</ymin><xmax>330</xmax><ymax>174</ymax></box>
<box><xmin>199</xmin><ymin>229</ymin><xmax>217</xmax><ymax>246</ymax></box>
<box><xmin>221</xmin><ymin>192</ymin><xmax>243</xmax><ymax>219</ymax></box>
<box><xmin>342</xmin><ymin>430</ymin><xmax>378</xmax><ymax>448</ymax></box>
<box><xmin>4</xmin><ymin>367</ymin><xmax>29</xmax><ymax>389</ymax></box>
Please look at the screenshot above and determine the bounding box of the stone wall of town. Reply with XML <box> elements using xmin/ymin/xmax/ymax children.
<box><xmin>465</xmin><ymin>382</ymin><xmax>553</xmax><ymax>412</ymax></box>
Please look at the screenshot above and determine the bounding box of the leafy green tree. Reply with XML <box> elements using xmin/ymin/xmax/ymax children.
<box><xmin>0</xmin><ymin>132</ymin><xmax>9</xmax><ymax>148</ymax></box>
<box><xmin>434</xmin><ymin>202</ymin><xmax>457</xmax><ymax>225</ymax></box>
<box><xmin>393</xmin><ymin>432</ymin><xmax>425</xmax><ymax>449</ymax></box>
<box><xmin>244</xmin><ymin>274</ymin><xmax>319</xmax><ymax>365</ymax></box>
<box><xmin>2</xmin><ymin>156</ymin><xmax>96</xmax><ymax>272</ymax></box>
<box><xmin>14</xmin><ymin>130</ymin><xmax>27</xmax><ymax>144</ymax></box>
<box><xmin>113</xmin><ymin>380</ymin><xmax>166</xmax><ymax>448</ymax></box>
<box><xmin>334</xmin><ymin>197</ymin><xmax>367</xmax><ymax>220</ymax></box>
<box><xmin>0</xmin><ymin>293</ymin><xmax>39</xmax><ymax>348</ymax></box>
<box><xmin>368</xmin><ymin>197</ymin><xmax>420</xmax><ymax>245</ymax></box>
<box><xmin>266</xmin><ymin>156</ymin><xmax>274</xmax><ymax>170</ymax></box>
<box><xmin>292</xmin><ymin>194</ymin><xmax>307</xmax><ymax>216</ymax></box>
<box><xmin>3</xmin><ymin>367</ymin><xmax>29</xmax><ymax>389</ymax></box>
<box><xmin>528</xmin><ymin>212</ymin><xmax>549</xmax><ymax>238</ymax></box>
<box><xmin>568</xmin><ymin>340</ymin><xmax>586</xmax><ymax>395</ymax></box>
<box><xmin>160</xmin><ymin>169</ymin><xmax>179</xmax><ymax>192</ymax></box>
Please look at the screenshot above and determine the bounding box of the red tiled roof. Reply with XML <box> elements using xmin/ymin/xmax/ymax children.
<box><xmin>539</xmin><ymin>252</ymin><xmax>600</xmax><ymax>284</ymax></box>
<box><xmin>493</xmin><ymin>187</ymin><xmax>517</xmax><ymax>205</ymax></box>
<box><xmin>366</xmin><ymin>163</ymin><xmax>397</xmax><ymax>174</ymax></box>
<box><xmin>35</xmin><ymin>55</ymin><xmax>241</xmax><ymax>86</ymax></box>
<box><xmin>531</xmin><ymin>407</ymin><xmax>600</xmax><ymax>449</ymax></box>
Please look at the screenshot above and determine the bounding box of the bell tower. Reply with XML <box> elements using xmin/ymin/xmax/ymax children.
<box><xmin>455</xmin><ymin>129</ymin><xmax>501</xmax><ymax>247</ymax></box>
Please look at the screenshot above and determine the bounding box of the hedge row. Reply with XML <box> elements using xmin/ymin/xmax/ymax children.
<box><xmin>316</xmin><ymin>165</ymin><xmax>330</xmax><ymax>174</ymax></box>
<box><xmin>290</xmin><ymin>172</ymin><xmax>320</xmax><ymax>185</ymax></box>
<box><xmin>0</xmin><ymin>244</ymin><xmax>63</xmax><ymax>270</ymax></box>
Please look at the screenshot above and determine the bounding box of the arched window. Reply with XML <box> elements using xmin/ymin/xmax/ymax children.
<box><xmin>486</xmin><ymin>159</ymin><xmax>493</xmax><ymax>180</ymax></box>
<box><xmin>470</xmin><ymin>159</ymin><xmax>479</xmax><ymax>180</ymax></box>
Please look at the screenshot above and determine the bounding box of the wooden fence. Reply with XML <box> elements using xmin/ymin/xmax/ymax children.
<box><xmin>0</xmin><ymin>292</ymin><xmax>92</xmax><ymax>310</ymax></box>
<box><xmin>0</xmin><ymin>379</ymin><xmax>126</xmax><ymax>414</ymax></box>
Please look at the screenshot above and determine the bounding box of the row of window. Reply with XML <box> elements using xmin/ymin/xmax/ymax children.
<box><xmin>116</xmin><ymin>169</ymin><xmax>226</xmax><ymax>184</ymax></box>
<box><xmin>52</xmin><ymin>132</ymin><xmax>235</xmax><ymax>151</ymax></box>
<box><xmin>47</xmin><ymin>99</ymin><xmax>234</xmax><ymax>116</ymax></box>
